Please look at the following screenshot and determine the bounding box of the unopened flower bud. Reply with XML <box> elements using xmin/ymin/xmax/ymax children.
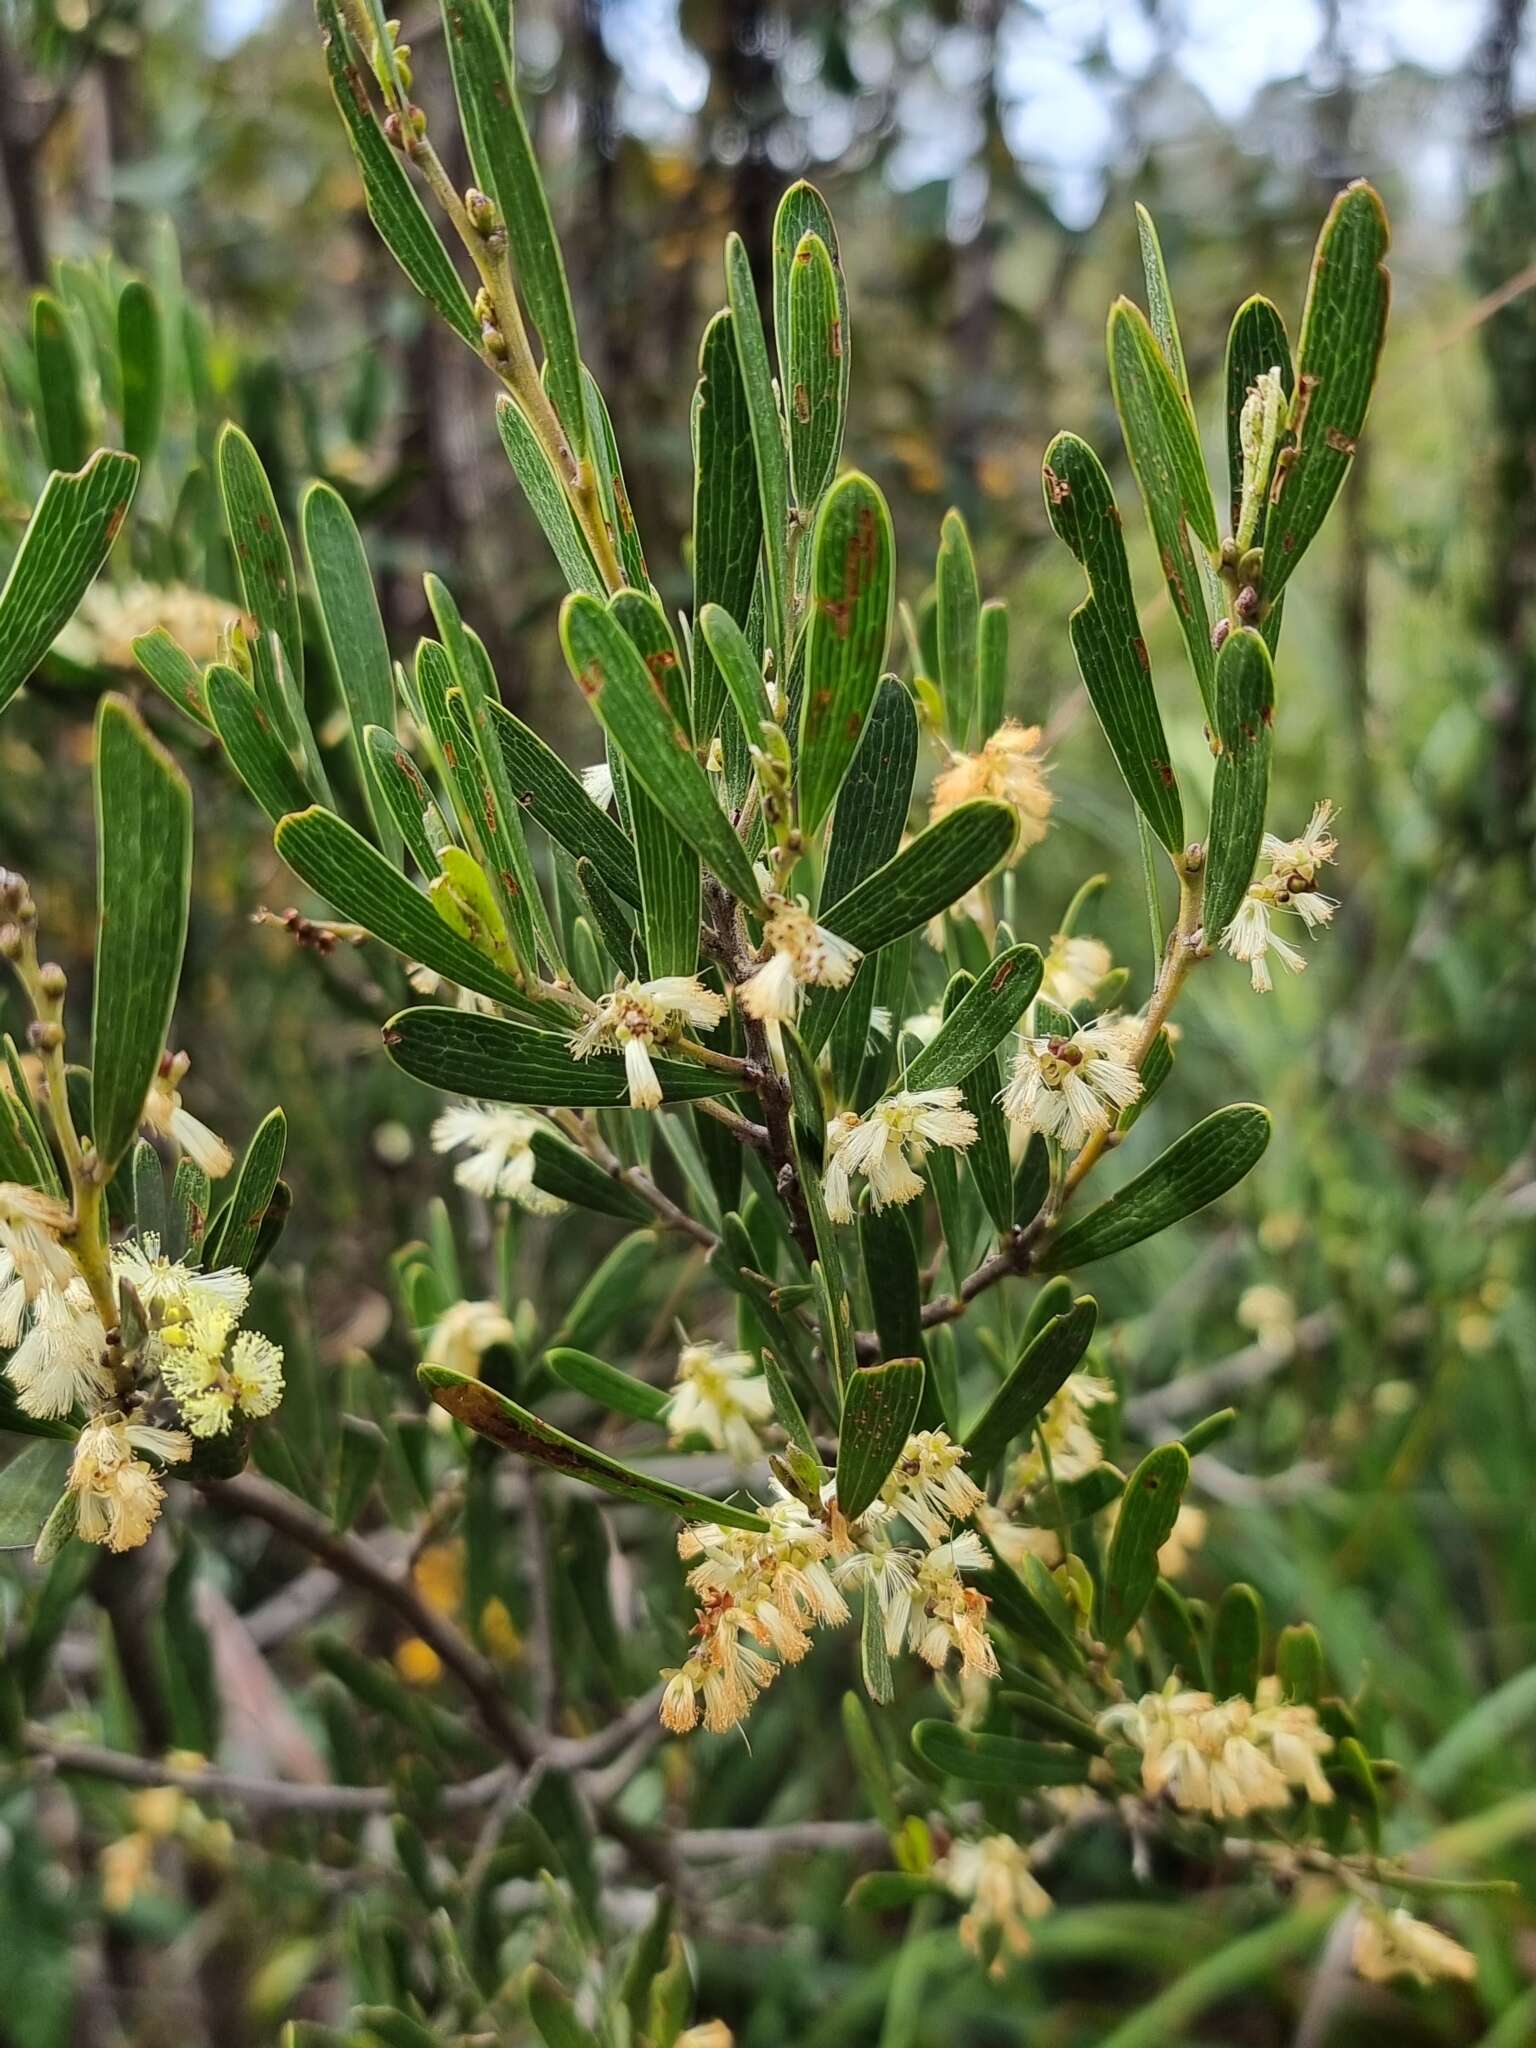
<box><xmin>27</xmin><ymin>1019</ymin><xmax>63</xmax><ymax>1053</ymax></box>
<box><xmin>481</xmin><ymin>321</ymin><xmax>509</xmax><ymax>361</ymax></box>
<box><xmin>465</xmin><ymin>188</ymin><xmax>496</xmax><ymax>234</ymax></box>
<box><xmin>38</xmin><ymin>962</ymin><xmax>66</xmax><ymax>1000</ymax></box>
<box><xmin>0</xmin><ymin>926</ymin><xmax>20</xmax><ymax>960</ymax></box>
<box><xmin>473</xmin><ymin>287</ymin><xmax>495</xmax><ymax>325</ymax></box>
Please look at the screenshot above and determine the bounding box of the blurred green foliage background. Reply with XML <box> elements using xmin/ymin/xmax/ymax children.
<box><xmin>2</xmin><ymin>0</ymin><xmax>1536</xmax><ymax>2041</ymax></box>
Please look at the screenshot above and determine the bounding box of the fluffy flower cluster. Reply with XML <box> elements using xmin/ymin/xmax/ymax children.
<box><xmin>837</xmin><ymin>1432</ymin><xmax>995</xmax><ymax>1681</ymax></box>
<box><xmin>1007</xmin><ymin>1369</ymin><xmax>1117</xmax><ymax>1492</ymax></box>
<box><xmin>937</xmin><ymin>1834</ymin><xmax>1053</xmax><ymax>1978</ymax></box>
<box><xmin>660</xmin><ymin>1497</ymin><xmax>849</xmax><ymax>1735</ymax></box>
<box><xmin>0</xmin><ymin>1183</ymin><xmax>111</xmax><ymax>1420</ymax></box>
<box><xmin>1001</xmin><ymin>1016</ymin><xmax>1142</xmax><ymax>1154</ymax></box>
<box><xmin>1100</xmin><ymin>1674</ymin><xmax>1334</xmax><ymax>1820</ymax></box>
<box><xmin>1351</xmin><ymin>1907</ymin><xmax>1476</xmax><ymax>1987</ymax></box>
<box><xmin>823</xmin><ymin>1088</ymin><xmax>978</xmax><ymax>1222</ymax></box>
<box><xmin>737</xmin><ymin>895</ymin><xmax>860</xmax><ymax>1024</ymax></box>
<box><xmin>141</xmin><ymin>1051</ymin><xmax>233</xmax><ymax>1179</ymax></box>
<box><xmin>68</xmin><ymin>1414</ymin><xmax>190</xmax><ymax>1553</ymax></box>
<box><xmin>116</xmin><ymin>1237</ymin><xmax>283</xmax><ymax>1441</ymax></box>
<box><xmin>430</xmin><ymin>1102</ymin><xmax>565</xmax><ymax>1214</ymax></box>
<box><xmin>1039</xmin><ymin>932</ymin><xmax>1112</xmax><ymax>1010</ymax></box>
<box><xmin>662</xmin><ymin>1430</ymin><xmax>994</xmax><ymax>1735</ymax></box>
<box><xmin>569</xmin><ymin>975</ymin><xmax>727</xmax><ymax>1110</ymax></box>
<box><xmin>666</xmin><ymin>1340</ymin><xmax>772</xmax><ymax>1465</ymax></box>
<box><xmin>1220</xmin><ymin>801</ymin><xmax>1339</xmax><ymax>993</ymax></box>
<box><xmin>930</xmin><ymin>721</ymin><xmax>1053</xmax><ymax>861</ymax></box>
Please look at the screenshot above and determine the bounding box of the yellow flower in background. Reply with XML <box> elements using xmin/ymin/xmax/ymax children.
<box><xmin>930</xmin><ymin>721</ymin><xmax>1053</xmax><ymax>860</ymax></box>
<box><xmin>430</xmin><ymin>1102</ymin><xmax>566</xmax><ymax>1214</ymax></box>
<box><xmin>667</xmin><ymin>1340</ymin><xmax>773</xmax><ymax>1464</ymax></box>
<box><xmin>423</xmin><ymin>1299</ymin><xmax>516</xmax><ymax>1379</ymax></box>
<box><xmin>938</xmin><ymin>1834</ymin><xmax>1053</xmax><ymax>1977</ymax></box>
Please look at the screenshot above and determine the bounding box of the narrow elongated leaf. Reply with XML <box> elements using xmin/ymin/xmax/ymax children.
<box><xmin>0</xmin><ymin>450</ymin><xmax>139</xmax><ymax>715</ymax></box>
<box><xmin>1042</xmin><ymin>433</ymin><xmax>1183</xmax><ymax>851</ymax></box>
<box><xmin>217</xmin><ymin>422</ymin><xmax>304</xmax><ymax>698</ymax></box>
<box><xmin>1224</xmin><ymin>296</ymin><xmax>1294</xmax><ymax>539</ymax></box>
<box><xmin>488</xmin><ymin>700</ymin><xmax>640</xmax><ymax>905</ymax></box>
<box><xmin>0</xmin><ymin>1440</ymin><xmax>73</xmax><ymax>1548</ymax></box>
<box><xmin>427</xmin><ymin>583</ymin><xmax>555</xmax><ymax>973</ymax></box>
<box><xmin>316</xmin><ymin>0</ymin><xmax>480</xmax><ymax>348</ymax></box>
<box><xmin>1201</xmin><ymin>627</ymin><xmax>1275</xmax><ymax>942</ymax></box>
<box><xmin>117</xmin><ymin>280</ymin><xmax>164</xmax><ymax>464</ymax></box>
<box><xmin>977</xmin><ymin>598</ymin><xmax>1008</xmax><ymax>735</ymax></box>
<box><xmin>1043</xmin><ymin>1105</ymin><xmax>1272</xmax><ymax>1271</ymax></box>
<box><xmin>797</xmin><ymin>472</ymin><xmax>895</xmax><ymax>834</ymax></box>
<box><xmin>202</xmin><ymin>1108</ymin><xmax>286</xmax><ymax>1270</ymax></box>
<box><xmin>724</xmin><ymin>233</ymin><xmax>790</xmax><ymax>669</ymax></box>
<box><xmin>821</xmin><ymin>800</ymin><xmax>1015</xmax><ymax>955</ymax></box>
<box><xmin>383</xmin><ymin>1005</ymin><xmax>742</xmax><ymax>1106</ymax></box>
<box><xmin>697</xmin><ymin>602</ymin><xmax>770</xmax><ymax>752</ymax></box>
<box><xmin>420</xmin><ymin>1367</ymin><xmax>767</xmax><ymax>1529</ymax></box>
<box><xmin>1107</xmin><ymin>300</ymin><xmax>1217</xmax><ymax>714</ymax></box>
<box><xmin>439</xmin><ymin>0</ymin><xmax>587</xmax><ymax>461</ymax></box>
<box><xmin>546</xmin><ymin>1347</ymin><xmax>669</xmax><ymax>1424</ymax></box>
<box><xmin>363</xmin><ymin>726</ymin><xmax>444</xmax><ymax>877</ymax></box>
<box><xmin>785</xmin><ymin>231</ymin><xmax>844</xmax><ymax>508</ymax></box>
<box><xmin>1133</xmin><ymin>203</ymin><xmax>1192</xmax><ymax>402</ymax></box>
<box><xmin>32</xmin><ymin>295</ymin><xmax>88</xmax><ymax>472</ymax></box>
<box><xmin>935</xmin><ymin>508</ymin><xmax>980</xmax><ymax>745</ymax></box>
<box><xmin>559</xmin><ymin>594</ymin><xmax>761</xmax><ymax>908</ymax></box>
<box><xmin>274</xmin><ymin>806</ymin><xmax>528</xmax><ymax>1007</ymax></box>
<box><xmin>525</xmin><ymin>1965</ymin><xmax>602</xmax><ymax>2048</ymax></box>
<box><xmin>607</xmin><ymin>592</ymin><xmax>699</xmax><ymax>975</ymax></box>
<box><xmin>858</xmin><ymin>1205</ymin><xmax>923</xmax><ymax>1362</ymax></box>
<box><xmin>302</xmin><ymin>482</ymin><xmax>397</xmax><ymax>851</ymax></box>
<box><xmin>206</xmin><ymin>664</ymin><xmax>312</xmax><ymax>823</ymax></box>
<box><xmin>1264</xmin><ymin>182</ymin><xmax>1389</xmax><ymax>601</ymax></box>
<box><xmin>690</xmin><ymin>309</ymin><xmax>764</xmax><ymax>746</ymax></box>
<box><xmin>835</xmin><ymin>1358</ymin><xmax>925</xmax><ymax>1522</ymax></box>
<box><xmin>773</xmin><ymin>183</ymin><xmax>849</xmax><ymax>485</ymax></box>
<box><xmin>1097</xmin><ymin>1442</ymin><xmax>1190</xmax><ymax>1647</ymax></box>
<box><xmin>905</xmin><ymin>946</ymin><xmax>1042</xmax><ymax>1092</ymax></box>
<box><xmin>91</xmin><ymin>696</ymin><xmax>193</xmax><ymax>1172</ymax></box>
<box><xmin>582</xmin><ymin>368</ymin><xmax>646</xmax><ymax>590</ymax></box>
<box><xmin>495</xmin><ymin>396</ymin><xmax>604</xmax><ymax>596</ymax></box>
<box><xmin>1212</xmin><ymin>1583</ymin><xmax>1264</xmax><ymax>1700</ymax></box>
<box><xmin>821</xmin><ymin>677</ymin><xmax>917</xmax><ymax>907</ymax></box>
<box><xmin>132</xmin><ymin>626</ymin><xmax>211</xmax><ymax>730</ymax></box>
<box><xmin>554</xmin><ymin>1230</ymin><xmax>659</xmax><ymax>1352</ymax></box>
<box><xmin>911</xmin><ymin>1723</ymin><xmax>1090</xmax><ymax>1788</ymax></box>
<box><xmin>978</xmin><ymin>1535</ymin><xmax>1083</xmax><ymax>1668</ymax></box>
<box><xmin>527</xmin><ymin>1128</ymin><xmax>652</xmax><ymax>1222</ymax></box>
<box><xmin>965</xmin><ymin>1297</ymin><xmax>1099</xmax><ymax>1475</ymax></box>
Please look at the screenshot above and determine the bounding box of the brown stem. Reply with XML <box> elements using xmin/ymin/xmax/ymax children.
<box><xmin>199</xmin><ymin>1472</ymin><xmax>538</xmax><ymax>1768</ymax></box>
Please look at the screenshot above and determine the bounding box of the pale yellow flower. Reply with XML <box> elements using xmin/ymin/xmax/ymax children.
<box><xmin>1351</xmin><ymin>1907</ymin><xmax>1476</xmax><ymax>1987</ymax></box>
<box><xmin>938</xmin><ymin>1834</ymin><xmax>1052</xmax><ymax>1976</ymax></box>
<box><xmin>930</xmin><ymin>721</ymin><xmax>1052</xmax><ymax>861</ymax></box>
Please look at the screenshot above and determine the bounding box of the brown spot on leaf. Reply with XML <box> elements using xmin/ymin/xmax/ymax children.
<box><xmin>1133</xmin><ymin>636</ymin><xmax>1150</xmax><ymax>673</ymax></box>
<box><xmin>577</xmin><ymin>661</ymin><xmax>604</xmax><ymax>700</ymax></box>
<box><xmin>1043</xmin><ymin>465</ymin><xmax>1071</xmax><ymax>507</ymax></box>
<box><xmin>793</xmin><ymin>382</ymin><xmax>810</xmax><ymax>424</ymax></box>
<box><xmin>1324</xmin><ymin>426</ymin><xmax>1357</xmax><ymax>455</ymax></box>
<box><xmin>830</xmin><ymin>317</ymin><xmax>843</xmax><ymax>360</ymax></box>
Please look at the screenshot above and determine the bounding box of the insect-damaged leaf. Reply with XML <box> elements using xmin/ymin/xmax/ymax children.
<box><xmin>1202</xmin><ymin>627</ymin><xmax>1275</xmax><ymax>943</ymax></box>
<box><xmin>797</xmin><ymin>472</ymin><xmax>895</xmax><ymax>835</ymax></box>
<box><xmin>835</xmin><ymin>1357</ymin><xmax>925</xmax><ymax>1523</ymax></box>
<box><xmin>420</xmin><ymin>1367</ymin><xmax>767</xmax><ymax>1530</ymax></box>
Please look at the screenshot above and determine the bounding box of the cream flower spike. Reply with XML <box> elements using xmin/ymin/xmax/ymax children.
<box><xmin>930</xmin><ymin>720</ymin><xmax>1053</xmax><ymax>861</ymax></box>
<box><xmin>1351</xmin><ymin>1907</ymin><xmax>1476</xmax><ymax>1987</ymax></box>
<box><xmin>1040</xmin><ymin>931</ymin><xmax>1112</xmax><ymax>1010</ymax></box>
<box><xmin>822</xmin><ymin>1089</ymin><xmax>977</xmax><ymax>1223</ymax></box>
<box><xmin>4</xmin><ymin>1277</ymin><xmax>110</xmax><ymax>1419</ymax></box>
<box><xmin>737</xmin><ymin>895</ymin><xmax>860</xmax><ymax>1024</ymax></box>
<box><xmin>0</xmin><ymin>1182</ymin><xmax>77</xmax><ymax>1298</ymax></box>
<box><xmin>430</xmin><ymin>1103</ymin><xmax>565</xmax><ymax>1214</ymax></box>
<box><xmin>68</xmin><ymin>1413</ymin><xmax>191</xmax><ymax>1552</ymax></box>
<box><xmin>1220</xmin><ymin>799</ymin><xmax>1339</xmax><ymax>992</ymax></box>
<box><xmin>938</xmin><ymin>1835</ymin><xmax>1053</xmax><ymax>1977</ymax></box>
<box><xmin>666</xmin><ymin>1339</ymin><xmax>773</xmax><ymax>1464</ymax></box>
<box><xmin>140</xmin><ymin>1052</ymin><xmax>233</xmax><ymax>1179</ymax></box>
<box><xmin>1000</xmin><ymin>1016</ymin><xmax>1142</xmax><ymax>1153</ymax></box>
<box><xmin>569</xmin><ymin>975</ymin><xmax>727</xmax><ymax>1110</ymax></box>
